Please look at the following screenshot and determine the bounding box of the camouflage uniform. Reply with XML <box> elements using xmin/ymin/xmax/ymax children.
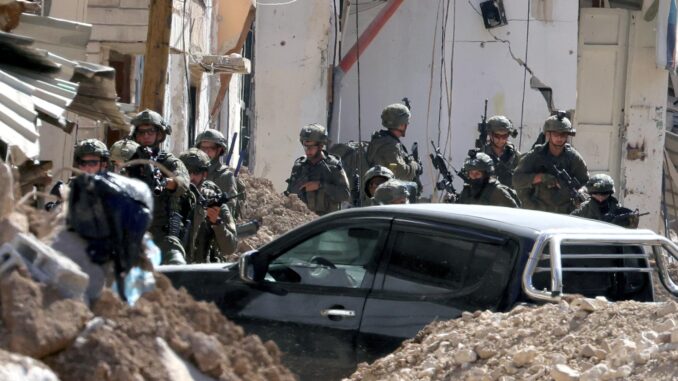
<box><xmin>127</xmin><ymin>109</ymin><xmax>190</xmax><ymax>265</ymax></box>
<box><xmin>457</xmin><ymin>152</ymin><xmax>519</xmax><ymax>208</ymax></box>
<box><xmin>286</xmin><ymin>124</ymin><xmax>350</xmax><ymax>215</ymax></box>
<box><xmin>195</xmin><ymin>130</ymin><xmax>244</xmax><ymax>219</ymax></box>
<box><xmin>513</xmin><ymin>113</ymin><xmax>589</xmax><ymax>214</ymax></box>
<box><xmin>180</xmin><ymin>148</ymin><xmax>237</xmax><ymax>263</ymax></box>
<box><xmin>481</xmin><ymin>115</ymin><xmax>521</xmax><ymax>187</ymax></box>
<box><xmin>367</xmin><ymin>104</ymin><xmax>420</xmax><ymax>181</ymax></box>
<box><xmin>571</xmin><ymin>174</ymin><xmax>639</xmax><ymax>228</ymax></box>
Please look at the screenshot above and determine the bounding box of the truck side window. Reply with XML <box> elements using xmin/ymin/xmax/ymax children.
<box><xmin>383</xmin><ymin>231</ymin><xmax>506</xmax><ymax>294</ymax></box>
<box><xmin>267</xmin><ymin>227</ymin><xmax>384</xmax><ymax>288</ymax></box>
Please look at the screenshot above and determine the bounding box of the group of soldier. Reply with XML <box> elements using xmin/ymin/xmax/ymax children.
<box><xmin>65</xmin><ymin>109</ymin><xmax>247</xmax><ymax>265</ymax></box>
<box><xmin>285</xmin><ymin>101</ymin><xmax>641</xmax><ymax>229</ymax></box>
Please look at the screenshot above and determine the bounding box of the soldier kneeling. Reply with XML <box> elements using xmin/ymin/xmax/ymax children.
<box><xmin>571</xmin><ymin>174</ymin><xmax>641</xmax><ymax>228</ymax></box>
<box><xmin>457</xmin><ymin>151</ymin><xmax>520</xmax><ymax>208</ymax></box>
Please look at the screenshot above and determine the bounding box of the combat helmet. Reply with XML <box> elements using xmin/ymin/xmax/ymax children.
<box><xmin>130</xmin><ymin>109</ymin><xmax>171</xmax><ymax>143</ymax></box>
<box><xmin>373</xmin><ymin>179</ymin><xmax>411</xmax><ymax>205</ymax></box>
<box><xmin>363</xmin><ymin>165</ymin><xmax>395</xmax><ymax>196</ymax></box>
<box><xmin>299</xmin><ymin>123</ymin><xmax>328</xmax><ymax>145</ymax></box>
<box><xmin>463</xmin><ymin>150</ymin><xmax>494</xmax><ymax>175</ymax></box>
<box><xmin>179</xmin><ymin>148</ymin><xmax>211</xmax><ymax>173</ymax></box>
<box><xmin>195</xmin><ymin>129</ymin><xmax>228</xmax><ymax>153</ymax></box>
<box><xmin>486</xmin><ymin>115</ymin><xmax>517</xmax><ymax>136</ymax></box>
<box><xmin>543</xmin><ymin>111</ymin><xmax>575</xmax><ymax>136</ymax></box>
<box><xmin>74</xmin><ymin>139</ymin><xmax>109</xmax><ymax>161</ymax></box>
<box><xmin>110</xmin><ymin>139</ymin><xmax>140</xmax><ymax>164</ymax></box>
<box><xmin>586</xmin><ymin>173</ymin><xmax>615</xmax><ymax>195</ymax></box>
<box><xmin>381</xmin><ymin>103</ymin><xmax>411</xmax><ymax>129</ymax></box>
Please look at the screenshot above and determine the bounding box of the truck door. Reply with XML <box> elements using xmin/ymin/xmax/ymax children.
<box><xmin>357</xmin><ymin>219</ymin><xmax>518</xmax><ymax>364</ymax></box>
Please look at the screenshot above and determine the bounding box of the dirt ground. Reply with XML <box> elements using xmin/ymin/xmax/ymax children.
<box><xmin>233</xmin><ymin>171</ymin><xmax>317</xmax><ymax>257</ymax></box>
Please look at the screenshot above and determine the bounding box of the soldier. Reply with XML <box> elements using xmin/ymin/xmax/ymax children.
<box><xmin>367</xmin><ymin>103</ymin><xmax>421</xmax><ymax>182</ymax></box>
<box><xmin>513</xmin><ymin>112</ymin><xmax>589</xmax><ymax>214</ymax></box>
<box><xmin>362</xmin><ymin>165</ymin><xmax>394</xmax><ymax>205</ymax></box>
<box><xmin>457</xmin><ymin>151</ymin><xmax>519</xmax><ymax>208</ymax></box>
<box><xmin>74</xmin><ymin>139</ymin><xmax>109</xmax><ymax>175</ymax></box>
<box><xmin>179</xmin><ymin>148</ymin><xmax>237</xmax><ymax>263</ymax></box>
<box><xmin>127</xmin><ymin>109</ymin><xmax>190</xmax><ymax>265</ymax></box>
<box><xmin>109</xmin><ymin>139</ymin><xmax>139</xmax><ymax>174</ymax></box>
<box><xmin>285</xmin><ymin>124</ymin><xmax>350</xmax><ymax>215</ymax></box>
<box><xmin>482</xmin><ymin>115</ymin><xmax>521</xmax><ymax>187</ymax></box>
<box><xmin>194</xmin><ymin>130</ymin><xmax>244</xmax><ymax>219</ymax></box>
<box><xmin>571</xmin><ymin>174</ymin><xmax>640</xmax><ymax>228</ymax></box>
<box><xmin>373</xmin><ymin>179</ymin><xmax>411</xmax><ymax>205</ymax></box>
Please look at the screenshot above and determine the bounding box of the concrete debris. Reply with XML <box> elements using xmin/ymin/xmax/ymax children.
<box><xmin>0</xmin><ymin>348</ymin><xmax>59</xmax><ymax>381</ymax></box>
<box><xmin>347</xmin><ymin>297</ymin><xmax>678</xmax><ymax>381</ymax></box>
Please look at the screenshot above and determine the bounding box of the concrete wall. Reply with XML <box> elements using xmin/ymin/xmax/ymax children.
<box><xmin>252</xmin><ymin>1</ymin><xmax>334</xmax><ymax>188</ymax></box>
<box><xmin>619</xmin><ymin>5</ymin><xmax>668</xmax><ymax>231</ymax></box>
<box><xmin>331</xmin><ymin>0</ymin><xmax>578</xmax><ymax>197</ymax></box>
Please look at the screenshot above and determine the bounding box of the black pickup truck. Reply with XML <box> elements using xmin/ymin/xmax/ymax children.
<box><xmin>160</xmin><ymin>204</ymin><xmax>678</xmax><ymax>380</ymax></box>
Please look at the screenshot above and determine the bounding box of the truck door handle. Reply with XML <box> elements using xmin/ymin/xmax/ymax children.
<box><xmin>320</xmin><ymin>309</ymin><xmax>356</xmax><ymax>318</ymax></box>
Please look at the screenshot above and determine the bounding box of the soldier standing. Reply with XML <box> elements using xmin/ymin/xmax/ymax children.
<box><xmin>127</xmin><ymin>109</ymin><xmax>190</xmax><ymax>265</ymax></box>
<box><xmin>286</xmin><ymin>124</ymin><xmax>350</xmax><ymax>215</ymax></box>
<box><xmin>179</xmin><ymin>148</ymin><xmax>237</xmax><ymax>263</ymax></box>
<box><xmin>482</xmin><ymin>115</ymin><xmax>521</xmax><ymax>187</ymax></box>
<box><xmin>457</xmin><ymin>151</ymin><xmax>519</xmax><ymax>208</ymax></box>
<box><xmin>513</xmin><ymin>112</ymin><xmax>589</xmax><ymax>214</ymax></box>
<box><xmin>362</xmin><ymin>165</ymin><xmax>394</xmax><ymax>205</ymax></box>
<box><xmin>367</xmin><ymin>103</ymin><xmax>421</xmax><ymax>182</ymax></box>
<box><xmin>571</xmin><ymin>174</ymin><xmax>640</xmax><ymax>228</ymax></box>
<box><xmin>194</xmin><ymin>130</ymin><xmax>244</xmax><ymax>220</ymax></box>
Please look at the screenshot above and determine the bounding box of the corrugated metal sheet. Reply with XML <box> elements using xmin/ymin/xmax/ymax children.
<box><xmin>0</xmin><ymin>21</ymin><xmax>128</xmax><ymax>163</ymax></box>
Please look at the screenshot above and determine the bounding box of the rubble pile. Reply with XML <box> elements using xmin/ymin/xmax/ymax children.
<box><xmin>348</xmin><ymin>297</ymin><xmax>678</xmax><ymax>381</ymax></box>
<box><xmin>0</xmin><ymin>163</ymin><xmax>295</xmax><ymax>381</ymax></box>
<box><xmin>236</xmin><ymin>171</ymin><xmax>317</xmax><ymax>255</ymax></box>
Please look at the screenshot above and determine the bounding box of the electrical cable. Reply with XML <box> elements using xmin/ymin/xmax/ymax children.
<box><xmin>437</xmin><ymin>0</ymin><xmax>451</xmax><ymax>147</ymax></box>
<box><xmin>424</xmin><ymin>0</ymin><xmax>443</xmax><ymax>201</ymax></box>
<box><xmin>443</xmin><ymin>0</ymin><xmax>456</xmax><ymax>160</ymax></box>
<box><xmin>327</xmin><ymin>0</ymin><xmax>339</xmax><ymax>132</ymax></box>
<box><xmin>518</xmin><ymin>0</ymin><xmax>531</xmax><ymax>150</ymax></box>
<box><xmin>355</xmin><ymin>0</ymin><xmax>363</xmax><ymax>166</ymax></box>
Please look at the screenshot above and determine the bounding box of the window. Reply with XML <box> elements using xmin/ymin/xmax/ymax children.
<box><xmin>383</xmin><ymin>230</ymin><xmax>508</xmax><ymax>294</ymax></box>
<box><xmin>267</xmin><ymin>226</ymin><xmax>385</xmax><ymax>288</ymax></box>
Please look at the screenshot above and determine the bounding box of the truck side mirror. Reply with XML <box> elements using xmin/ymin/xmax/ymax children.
<box><xmin>239</xmin><ymin>250</ymin><xmax>266</xmax><ymax>284</ymax></box>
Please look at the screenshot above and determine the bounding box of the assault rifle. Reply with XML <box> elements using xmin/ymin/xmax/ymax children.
<box><xmin>602</xmin><ymin>208</ymin><xmax>649</xmax><ymax>229</ymax></box>
<box><xmin>225</xmin><ymin>132</ymin><xmax>238</xmax><ymax>167</ymax></box>
<box><xmin>549</xmin><ymin>164</ymin><xmax>586</xmax><ymax>204</ymax></box>
<box><xmin>284</xmin><ymin>173</ymin><xmax>310</xmax><ymax>202</ymax></box>
<box><xmin>191</xmin><ymin>184</ymin><xmax>261</xmax><ymax>238</ymax></box>
<box><xmin>475</xmin><ymin>99</ymin><xmax>489</xmax><ymax>149</ymax></box>
<box><xmin>411</xmin><ymin>142</ymin><xmax>423</xmax><ymax>196</ymax></box>
<box><xmin>135</xmin><ymin>147</ymin><xmax>167</xmax><ymax>195</ymax></box>
<box><xmin>429</xmin><ymin>141</ymin><xmax>464</xmax><ymax>202</ymax></box>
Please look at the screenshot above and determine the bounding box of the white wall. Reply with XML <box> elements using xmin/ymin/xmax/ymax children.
<box><xmin>619</xmin><ymin>5</ymin><xmax>668</xmax><ymax>231</ymax></box>
<box><xmin>252</xmin><ymin>1</ymin><xmax>334</xmax><ymax>190</ymax></box>
<box><xmin>333</xmin><ymin>0</ymin><xmax>578</xmax><ymax>196</ymax></box>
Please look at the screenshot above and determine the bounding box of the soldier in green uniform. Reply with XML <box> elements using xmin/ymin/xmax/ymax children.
<box><xmin>457</xmin><ymin>151</ymin><xmax>519</xmax><ymax>208</ymax></box>
<box><xmin>513</xmin><ymin>112</ymin><xmax>589</xmax><ymax>214</ymax></box>
<box><xmin>74</xmin><ymin>139</ymin><xmax>110</xmax><ymax>175</ymax></box>
<box><xmin>362</xmin><ymin>165</ymin><xmax>394</xmax><ymax>206</ymax></box>
<box><xmin>194</xmin><ymin>130</ymin><xmax>244</xmax><ymax>220</ymax></box>
<box><xmin>109</xmin><ymin>139</ymin><xmax>139</xmax><ymax>174</ymax></box>
<box><xmin>285</xmin><ymin>124</ymin><xmax>350</xmax><ymax>215</ymax></box>
<box><xmin>571</xmin><ymin>174</ymin><xmax>639</xmax><ymax>228</ymax></box>
<box><xmin>180</xmin><ymin>148</ymin><xmax>237</xmax><ymax>263</ymax></box>
<box><xmin>367</xmin><ymin>103</ymin><xmax>421</xmax><ymax>182</ymax></box>
<box><xmin>127</xmin><ymin>109</ymin><xmax>189</xmax><ymax>265</ymax></box>
<box><xmin>372</xmin><ymin>179</ymin><xmax>411</xmax><ymax>205</ymax></box>
<box><xmin>481</xmin><ymin>115</ymin><xmax>521</xmax><ymax>187</ymax></box>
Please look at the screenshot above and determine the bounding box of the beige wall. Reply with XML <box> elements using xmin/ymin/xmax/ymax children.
<box><xmin>215</xmin><ymin>0</ymin><xmax>254</xmax><ymax>54</ymax></box>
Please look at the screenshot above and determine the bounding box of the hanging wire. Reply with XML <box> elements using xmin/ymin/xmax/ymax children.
<box><xmin>518</xmin><ymin>0</ymin><xmax>531</xmax><ymax>150</ymax></box>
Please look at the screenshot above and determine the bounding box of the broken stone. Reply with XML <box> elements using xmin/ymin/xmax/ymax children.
<box><xmin>571</xmin><ymin>297</ymin><xmax>606</xmax><ymax>313</ymax></box>
<box><xmin>0</xmin><ymin>212</ymin><xmax>28</xmax><ymax>246</ymax></box>
<box><xmin>474</xmin><ymin>344</ymin><xmax>497</xmax><ymax>360</ymax></box>
<box><xmin>656</xmin><ymin>301</ymin><xmax>678</xmax><ymax>318</ymax></box>
<box><xmin>580</xmin><ymin>363</ymin><xmax>608</xmax><ymax>381</ymax></box>
<box><xmin>454</xmin><ymin>348</ymin><xmax>477</xmax><ymax>365</ymax></box>
<box><xmin>0</xmin><ymin>348</ymin><xmax>58</xmax><ymax>381</ymax></box>
<box><xmin>551</xmin><ymin>364</ymin><xmax>580</xmax><ymax>381</ymax></box>
<box><xmin>512</xmin><ymin>346</ymin><xmax>538</xmax><ymax>367</ymax></box>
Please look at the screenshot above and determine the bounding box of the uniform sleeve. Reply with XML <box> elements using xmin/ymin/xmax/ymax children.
<box><xmin>493</xmin><ymin>188</ymin><xmax>519</xmax><ymax>208</ymax></box>
<box><xmin>323</xmin><ymin>163</ymin><xmax>351</xmax><ymax>203</ymax></box>
<box><xmin>164</xmin><ymin>156</ymin><xmax>189</xmax><ymax>197</ymax></box>
<box><xmin>372</xmin><ymin>143</ymin><xmax>419</xmax><ymax>181</ymax></box>
<box><xmin>214</xmin><ymin>171</ymin><xmax>239</xmax><ymax>214</ymax></box>
<box><xmin>512</xmin><ymin>151</ymin><xmax>539</xmax><ymax>191</ymax></box>
<box><xmin>569</xmin><ymin>152</ymin><xmax>589</xmax><ymax>188</ymax></box>
<box><xmin>211</xmin><ymin>205</ymin><xmax>238</xmax><ymax>259</ymax></box>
